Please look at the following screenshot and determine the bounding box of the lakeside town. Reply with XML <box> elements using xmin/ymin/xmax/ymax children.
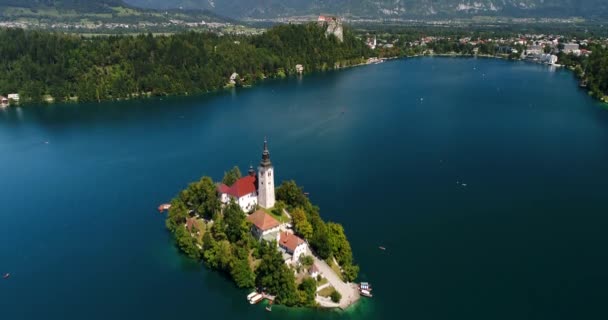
<box><xmin>1</xmin><ymin>14</ymin><xmax>608</xmax><ymax>106</ymax></box>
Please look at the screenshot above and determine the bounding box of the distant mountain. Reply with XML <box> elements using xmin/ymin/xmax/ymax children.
<box><xmin>0</xmin><ymin>0</ymin><xmax>229</xmax><ymax>23</ymax></box>
<box><xmin>0</xmin><ymin>0</ymin><xmax>126</xmax><ymax>12</ymax></box>
<box><xmin>123</xmin><ymin>0</ymin><xmax>608</xmax><ymax>20</ymax></box>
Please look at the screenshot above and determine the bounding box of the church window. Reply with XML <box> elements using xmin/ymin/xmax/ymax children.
<box><xmin>268</xmin><ymin>171</ymin><xmax>271</xmax><ymax>177</ymax></box>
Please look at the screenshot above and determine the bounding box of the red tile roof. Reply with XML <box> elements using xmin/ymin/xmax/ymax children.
<box><xmin>247</xmin><ymin>210</ymin><xmax>280</xmax><ymax>231</ymax></box>
<box><xmin>186</xmin><ymin>217</ymin><xmax>200</xmax><ymax>232</ymax></box>
<box><xmin>217</xmin><ymin>176</ymin><xmax>256</xmax><ymax>198</ymax></box>
<box><xmin>279</xmin><ymin>231</ymin><xmax>305</xmax><ymax>252</ymax></box>
<box><xmin>217</xmin><ymin>183</ymin><xmax>230</xmax><ymax>194</ymax></box>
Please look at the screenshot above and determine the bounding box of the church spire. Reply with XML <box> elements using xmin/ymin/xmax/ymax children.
<box><xmin>260</xmin><ymin>138</ymin><xmax>272</xmax><ymax>167</ymax></box>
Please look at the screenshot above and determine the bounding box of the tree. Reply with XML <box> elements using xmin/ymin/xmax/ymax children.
<box><xmin>174</xmin><ymin>225</ymin><xmax>201</xmax><ymax>260</ymax></box>
<box><xmin>222</xmin><ymin>166</ymin><xmax>242</xmax><ymax>186</ymax></box>
<box><xmin>297</xmin><ymin>277</ymin><xmax>317</xmax><ymax>306</ymax></box>
<box><xmin>330</xmin><ymin>289</ymin><xmax>342</xmax><ymax>303</ymax></box>
<box><xmin>299</xmin><ymin>255</ymin><xmax>314</xmax><ymax>267</ymax></box>
<box><xmin>179</xmin><ymin>176</ymin><xmax>220</xmax><ymax>219</ymax></box>
<box><xmin>342</xmin><ymin>264</ymin><xmax>360</xmax><ymax>283</ymax></box>
<box><xmin>223</xmin><ymin>200</ymin><xmax>248</xmax><ymax>243</ymax></box>
<box><xmin>291</xmin><ymin>207</ymin><xmax>313</xmax><ymax>240</ymax></box>
<box><xmin>230</xmin><ymin>256</ymin><xmax>255</xmax><ymax>288</ymax></box>
<box><xmin>255</xmin><ymin>241</ymin><xmax>298</xmax><ymax>306</ymax></box>
<box><xmin>165</xmin><ymin>198</ymin><xmax>188</xmax><ymax>232</ymax></box>
<box><xmin>310</xmin><ymin>221</ymin><xmax>331</xmax><ymax>259</ymax></box>
<box><xmin>276</xmin><ymin>180</ymin><xmax>308</xmax><ymax>209</ymax></box>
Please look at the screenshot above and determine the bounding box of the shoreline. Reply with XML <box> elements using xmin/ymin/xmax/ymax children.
<box><xmin>5</xmin><ymin>54</ymin><xmax>606</xmax><ymax>108</ymax></box>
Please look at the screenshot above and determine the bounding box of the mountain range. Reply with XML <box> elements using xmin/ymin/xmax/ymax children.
<box><xmin>123</xmin><ymin>0</ymin><xmax>608</xmax><ymax>20</ymax></box>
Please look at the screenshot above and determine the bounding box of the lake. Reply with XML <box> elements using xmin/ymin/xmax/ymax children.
<box><xmin>1</xmin><ymin>57</ymin><xmax>607</xmax><ymax>320</ymax></box>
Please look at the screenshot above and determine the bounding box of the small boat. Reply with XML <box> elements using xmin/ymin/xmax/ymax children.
<box><xmin>378</xmin><ymin>246</ymin><xmax>386</xmax><ymax>251</ymax></box>
<box><xmin>158</xmin><ymin>203</ymin><xmax>171</xmax><ymax>213</ymax></box>
<box><xmin>360</xmin><ymin>289</ymin><xmax>373</xmax><ymax>298</ymax></box>
<box><xmin>246</xmin><ymin>291</ymin><xmax>258</xmax><ymax>301</ymax></box>
<box><xmin>265</xmin><ymin>300</ymin><xmax>273</xmax><ymax>312</ymax></box>
<box><xmin>249</xmin><ymin>293</ymin><xmax>263</xmax><ymax>304</ymax></box>
<box><xmin>3</xmin><ymin>273</ymin><xmax>10</xmax><ymax>279</ymax></box>
<box><xmin>360</xmin><ymin>282</ymin><xmax>372</xmax><ymax>291</ymax></box>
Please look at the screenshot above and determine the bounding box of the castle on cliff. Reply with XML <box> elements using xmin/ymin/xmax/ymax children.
<box><xmin>318</xmin><ymin>15</ymin><xmax>343</xmax><ymax>42</ymax></box>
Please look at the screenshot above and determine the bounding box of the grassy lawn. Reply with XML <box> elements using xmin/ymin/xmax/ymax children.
<box><xmin>327</xmin><ymin>259</ymin><xmax>344</xmax><ymax>281</ymax></box>
<box><xmin>317</xmin><ymin>286</ymin><xmax>335</xmax><ymax>298</ymax></box>
<box><xmin>317</xmin><ymin>277</ymin><xmax>328</xmax><ymax>287</ymax></box>
<box><xmin>260</xmin><ymin>207</ymin><xmax>290</xmax><ymax>223</ymax></box>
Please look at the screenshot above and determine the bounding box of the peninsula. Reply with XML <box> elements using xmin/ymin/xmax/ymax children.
<box><xmin>164</xmin><ymin>140</ymin><xmax>361</xmax><ymax>309</ymax></box>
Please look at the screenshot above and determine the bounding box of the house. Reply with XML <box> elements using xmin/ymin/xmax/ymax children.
<box><xmin>526</xmin><ymin>45</ymin><xmax>543</xmax><ymax>55</ymax></box>
<box><xmin>278</xmin><ymin>231</ymin><xmax>308</xmax><ymax>264</ymax></box>
<box><xmin>229</xmin><ymin>72</ymin><xmax>239</xmax><ymax>85</ymax></box>
<box><xmin>185</xmin><ymin>217</ymin><xmax>202</xmax><ymax>233</ymax></box>
<box><xmin>562</xmin><ymin>43</ymin><xmax>580</xmax><ymax>54</ymax></box>
<box><xmin>0</xmin><ymin>96</ymin><xmax>8</xmax><ymax>105</ymax></box>
<box><xmin>247</xmin><ymin>209</ymin><xmax>281</xmax><ymax>240</ymax></box>
<box><xmin>295</xmin><ymin>64</ymin><xmax>304</xmax><ymax>74</ymax></box>
<box><xmin>309</xmin><ymin>264</ymin><xmax>320</xmax><ymax>278</ymax></box>
<box><xmin>7</xmin><ymin>93</ymin><xmax>19</xmax><ymax>102</ymax></box>
<box><xmin>217</xmin><ymin>174</ymin><xmax>258</xmax><ymax>212</ymax></box>
<box><xmin>217</xmin><ymin>139</ymin><xmax>276</xmax><ymax>212</ymax></box>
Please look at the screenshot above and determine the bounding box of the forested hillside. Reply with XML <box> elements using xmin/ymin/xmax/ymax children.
<box><xmin>0</xmin><ymin>24</ymin><xmax>372</xmax><ymax>104</ymax></box>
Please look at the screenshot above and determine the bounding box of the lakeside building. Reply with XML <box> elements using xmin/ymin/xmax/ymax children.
<box><xmin>279</xmin><ymin>231</ymin><xmax>308</xmax><ymax>264</ymax></box>
<box><xmin>526</xmin><ymin>45</ymin><xmax>544</xmax><ymax>55</ymax></box>
<box><xmin>247</xmin><ymin>209</ymin><xmax>281</xmax><ymax>240</ymax></box>
<box><xmin>217</xmin><ymin>139</ymin><xmax>276</xmax><ymax>212</ymax></box>
<box><xmin>562</xmin><ymin>43</ymin><xmax>580</xmax><ymax>54</ymax></box>
<box><xmin>7</xmin><ymin>93</ymin><xmax>19</xmax><ymax>102</ymax></box>
<box><xmin>0</xmin><ymin>96</ymin><xmax>8</xmax><ymax>105</ymax></box>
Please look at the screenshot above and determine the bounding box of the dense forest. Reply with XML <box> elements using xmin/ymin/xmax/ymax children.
<box><xmin>0</xmin><ymin>24</ymin><xmax>372</xmax><ymax>104</ymax></box>
<box><xmin>165</xmin><ymin>170</ymin><xmax>358</xmax><ymax>307</ymax></box>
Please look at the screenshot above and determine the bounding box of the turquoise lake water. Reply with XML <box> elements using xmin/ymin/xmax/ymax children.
<box><xmin>1</xmin><ymin>57</ymin><xmax>607</xmax><ymax>319</ymax></box>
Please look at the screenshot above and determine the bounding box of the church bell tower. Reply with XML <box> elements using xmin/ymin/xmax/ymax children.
<box><xmin>257</xmin><ymin>138</ymin><xmax>275</xmax><ymax>209</ymax></box>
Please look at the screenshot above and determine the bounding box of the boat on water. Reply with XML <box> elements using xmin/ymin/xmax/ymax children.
<box><xmin>249</xmin><ymin>293</ymin><xmax>263</xmax><ymax>304</ymax></box>
<box><xmin>360</xmin><ymin>289</ymin><xmax>373</xmax><ymax>298</ymax></box>
<box><xmin>3</xmin><ymin>273</ymin><xmax>10</xmax><ymax>279</ymax></box>
<box><xmin>246</xmin><ymin>291</ymin><xmax>258</xmax><ymax>301</ymax></box>
<box><xmin>359</xmin><ymin>282</ymin><xmax>372</xmax><ymax>291</ymax></box>
<box><xmin>378</xmin><ymin>246</ymin><xmax>386</xmax><ymax>251</ymax></box>
<box><xmin>265</xmin><ymin>300</ymin><xmax>273</xmax><ymax>312</ymax></box>
<box><xmin>158</xmin><ymin>203</ymin><xmax>171</xmax><ymax>213</ymax></box>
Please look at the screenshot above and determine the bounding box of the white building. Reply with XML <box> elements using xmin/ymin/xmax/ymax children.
<box><xmin>539</xmin><ymin>54</ymin><xmax>558</xmax><ymax>65</ymax></box>
<box><xmin>562</xmin><ymin>43</ymin><xmax>580</xmax><ymax>54</ymax></box>
<box><xmin>7</xmin><ymin>93</ymin><xmax>19</xmax><ymax>102</ymax></box>
<box><xmin>526</xmin><ymin>45</ymin><xmax>543</xmax><ymax>55</ymax></box>
<box><xmin>257</xmin><ymin>139</ymin><xmax>275</xmax><ymax>209</ymax></box>
<box><xmin>246</xmin><ymin>209</ymin><xmax>281</xmax><ymax>240</ymax></box>
<box><xmin>279</xmin><ymin>231</ymin><xmax>308</xmax><ymax>264</ymax></box>
<box><xmin>217</xmin><ymin>139</ymin><xmax>277</xmax><ymax>212</ymax></box>
<box><xmin>217</xmin><ymin>174</ymin><xmax>258</xmax><ymax>212</ymax></box>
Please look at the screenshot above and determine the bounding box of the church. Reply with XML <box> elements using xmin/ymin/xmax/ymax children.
<box><xmin>217</xmin><ymin>139</ymin><xmax>276</xmax><ymax>212</ymax></box>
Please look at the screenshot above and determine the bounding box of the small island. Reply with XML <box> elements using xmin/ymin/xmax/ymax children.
<box><xmin>164</xmin><ymin>139</ymin><xmax>361</xmax><ymax>309</ymax></box>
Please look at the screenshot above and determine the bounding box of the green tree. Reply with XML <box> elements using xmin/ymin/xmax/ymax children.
<box><xmin>291</xmin><ymin>207</ymin><xmax>313</xmax><ymax>240</ymax></box>
<box><xmin>298</xmin><ymin>277</ymin><xmax>317</xmax><ymax>306</ymax></box>
<box><xmin>174</xmin><ymin>225</ymin><xmax>201</xmax><ymax>260</ymax></box>
<box><xmin>222</xmin><ymin>165</ymin><xmax>242</xmax><ymax>186</ymax></box>
<box><xmin>255</xmin><ymin>241</ymin><xmax>298</xmax><ymax>306</ymax></box>
<box><xmin>330</xmin><ymin>289</ymin><xmax>342</xmax><ymax>303</ymax></box>
<box><xmin>276</xmin><ymin>180</ymin><xmax>308</xmax><ymax>209</ymax></box>
<box><xmin>165</xmin><ymin>198</ymin><xmax>189</xmax><ymax>232</ymax></box>
<box><xmin>230</xmin><ymin>256</ymin><xmax>255</xmax><ymax>288</ymax></box>
<box><xmin>179</xmin><ymin>176</ymin><xmax>220</xmax><ymax>219</ymax></box>
<box><xmin>223</xmin><ymin>200</ymin><xmax>247</xmax><ymax>243</ymax></box>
